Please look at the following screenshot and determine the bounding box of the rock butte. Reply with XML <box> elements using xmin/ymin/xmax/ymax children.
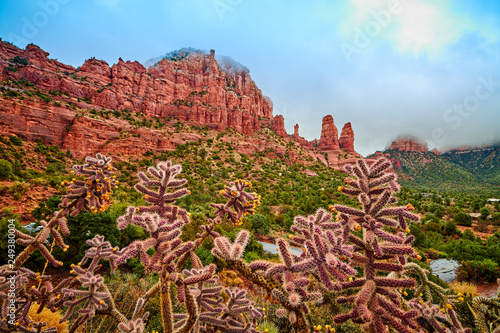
<box><xmin>0</xmin><ymin>40</ymin><xmax>359</xmax><ymax>170</ymax></box>
<box><xmin>389</xmin><ymin>137</ymin><xmax>429</xmax><ymax>153</ymax></box>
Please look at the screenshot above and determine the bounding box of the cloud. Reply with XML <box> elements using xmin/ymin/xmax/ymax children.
<box><xmin>338</xmin><ymin>0</ymin><xmax>499</xmax><ymax>60</ymax></box>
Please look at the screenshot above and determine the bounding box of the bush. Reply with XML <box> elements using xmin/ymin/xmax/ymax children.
<box><xmin>454</xmin><ymin>211</ymin><xmax>472</xmax><ymax>227</ymax></box>
<box><xmin>480</xmin><ymin>207</ymin><xmax>490</xmax><ymax>220</ymax></box>
<box><xmin>443</xmin><ymin>220</ymin><xmax>457</xmax><ymax>236</ymax></box>
<box><xmin>249</xmin><ymin>213</ymin><xmax>270</xmax><ymax>235</ymax></box>
<box><xmin>9</xmin><ymin>181</ymin><xmax>28</xmax><ymax>200</ymax></box>
<box><xmin>423</xmin><ymin>221</ymin><xmax>441</xmax><ymax>233</ymax></box>
<box><xmin>462</xmin><ymin>229</ymin><xmax>475</xmax><ymax>241</ymax></box>
<box><xmin>458</xmin><ymin>259</ymin><xmax>499</xmax><ymax>283</ymax></box>
<box><xmin>9</xmin><ymin>135</ymin><xmax>22</xmax><ymax>146</ymax></box>
<box><xmin>0</xmin><ymin>159</ymin><xmax>13</xmax><ymax>180</ymax></box>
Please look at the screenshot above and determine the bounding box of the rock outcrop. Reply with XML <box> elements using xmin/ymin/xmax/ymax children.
<box><xmin>271</xmin><ymin>115</ymin><xmax>287</xmax><ymax>137</ymax></box>
<box><xmin>339</xmin><ymin>122</ymin><xmax>355</xmax><ymax>152</ymax></box>
<box><xmin>318</xmin><ymin>115</ymin><xmax>339</xmax><ymax>150</ymax></box>
<box><xmin>0</xmin><ymin>40</ymin><xmax>362</xmax><ymax>169</ymax></box>
<box><xmin>292</xmin><ymin>124</ymin><xmax>310</xmax><ymax>147</ymax></box>
<box><xmin>0</xmin><ymin>40</ymin><xmax>272</xmax><ymax>136</ymax></box>
<box><xmin>389</xmin><ymin>136</ymin><xmax>428</xmax><ymax>152</ymax></box>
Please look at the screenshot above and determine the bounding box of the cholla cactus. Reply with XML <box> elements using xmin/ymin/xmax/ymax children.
<box><xmin>13</xmin><ymin>153</ymin><xmax>116</xmax><ymax>269</ymax></box>
<box><xmin>212</xmin><ymin>179</ymin><xmax>261</xmax><ymax>226</ymax></box>
<box><xmin>173</xmin><ymin>265</ymin><xmax>263</xmax><ymax>333</ymax></box>
<box><xmin>472</xmin><ymin>293</ymin><xmax>500</xmax><ymax>333</ymax></box>
<box><xmin>62</xmin><ymin>153</ymin><xmax>117</xmax><ymax>216</ymax></box>
<box><xmin>60</xmin><ymin>272</ymin><xmax>109</xmax><ymax>325</ymax></box>
<box><xmin>3</xmin><ymin>153</ymin><xmax>475</xmax><ymax>333</ymax></box>
<box><xmin>409</xmin><ymin>299</ymin><xmax>472</xmax><ymax>333</ymax></box>
<box><xmin>330</xmin><ymin>158</ymin><xmax>421</xmax><ymax>332</ymax></box>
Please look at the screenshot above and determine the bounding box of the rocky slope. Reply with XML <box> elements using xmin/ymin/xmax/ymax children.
<box><xmin>373</xmin><ymin>136</ymin><xmax>500</xmax><ymax>196</ymax></box>
<box><xmin>0</xmin><ymin>40</ymin><xmax>359</xmax><ymax>169</ymax></box>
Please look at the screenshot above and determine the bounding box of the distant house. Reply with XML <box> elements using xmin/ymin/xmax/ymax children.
<box><xmin>487</xmin><ymin>198</ymin><xmax>500</xmax><ymax>203</ymax></box>
<box><xmin>421</xmin><ymin>193</ymin><xmax>443</xmax><ymax>199</ymax></box>
<box><xmin>468</xmin><ymin>213</ymin><xmax>481</xmax><ymax>220</ymax></box>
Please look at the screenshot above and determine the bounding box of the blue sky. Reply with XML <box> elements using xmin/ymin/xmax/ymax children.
<box><xmin>1</xmin><ymin>0</ymin><xmax>499</xmax><ymax>155</ymax></box>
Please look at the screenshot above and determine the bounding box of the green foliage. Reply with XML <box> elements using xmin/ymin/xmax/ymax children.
<box><xmin>443</xmin><ymin>220</ymin><xmax>458</xmax><ymax>236</ymax></box>
<box><xmin>479</xmin><ymin>207</ymin><xmax>490</xmax><ymax>220</ymax></box>
<box><xmin>423</xmin><ymin>221</ymin><xmax>441</xmax><ymax>233</ymax></box>
<box><xmin>53</xmin><ymin>212</ymin><xmax>137</xmax><ymax>266</ymax></box>
<box><xmin>421</xmin><ymin>213</ymin><xmax>439</xmax><ymax>224</ymax></box>
<box><xmin>9</xmin><ymin>135</ymin><xmax>22</xmax><ymax>146</ymax></box>
<box><xmin>457</xmin><ymin>259</ymin><xmax>499</xmax><ymax>283</ymax></box>
<box><xmin>0</xmin><ymin>159</ymin><xmax>13</xmax><ymax>180</ymax></box>
<box><xmin>454</xmin><ymin>211</ymin><xmax>473</xmax><ymax>226</ymax></box>
<box><xmin>462</xmin><ymin>229</ymin><xmax>475</xmax><ymax>241</ymax></box>
<box><xmin>249</xmin><ymin>213</ymin><xmax>270</xmax><ymax>235</ymax></box>
<box><xmin>9</xmin><ymin>181</ymin><xmax>28</xmax><ymax>200</ymax></box>
<box><xmin>31</xmin><ymin>195</ymin><xmax>61</xmax><ymax>221</ymax></box>
<box><xmin>11</xmin><ymin>56</ymin><xmax>28</xmax><ymax>65</ymax></box>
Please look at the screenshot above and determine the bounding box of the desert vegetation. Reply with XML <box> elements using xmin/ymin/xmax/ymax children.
<box><xmin>3</xmin><ymin>150</ymin><xmax>499</xmax><ymax>333</ymax></box>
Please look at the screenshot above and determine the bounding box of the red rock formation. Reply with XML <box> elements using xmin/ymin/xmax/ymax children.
<box><xmin>292</xmin><ymin>123</ymin><xmax>310</xmax><ymax>147</ymax></box>
<box><xmin>339</xmin><ymin>122</ymin><xmax>355</xmax><ymax>152</ymax></box>
<box><xmin>431</xmin><ymin>148</ymin><xmax>441</xmax><ymax>155</ymax></box>
<box><xmin>0</xmin><ymin>40</ymin><xmax>364</xmax><ymax>170</ymax></box>
<box><xmin>271</xmin><ymin>115</ymin><xmax>287</xmax><ymax>137</ymax></box>
<box><xmin>0</xmin><ymin>41</ymin><xmax>272</xmax><ymax>136</ymax></box>
<box><xmin>389</xmin><ymin>137</ymin><xmax>428</xmax><ymax>152</ymax></box>
<box><xmin>318</xmin><ymin>115</ymin><xmax>339</xmax><ymax>150</ymax></box>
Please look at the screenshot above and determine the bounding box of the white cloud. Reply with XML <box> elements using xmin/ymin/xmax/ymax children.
<box><xmin>339</xmin><ymin>0</ymin><xmax>498</xmax><ymax>59</ymax></box>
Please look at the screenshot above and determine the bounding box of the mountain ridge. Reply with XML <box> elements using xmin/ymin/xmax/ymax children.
<box><xmin>0</xmin><ymin>40</ymin><xmax>359</xmax><ymax>170</ymax></box>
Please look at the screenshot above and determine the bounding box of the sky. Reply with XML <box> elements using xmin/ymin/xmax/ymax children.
<box><xmin>0</xmin><ymin>0</ymin><xmax>499</xmax><ymax>156</ymax></box>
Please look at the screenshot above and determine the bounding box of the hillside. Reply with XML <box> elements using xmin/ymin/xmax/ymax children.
<box><xmin>442</xmin><ymin>145</ymin><xmax>500</xmax><ymax>186</ymax></box>
<box><xmin>0</xmin><ymin>40</ymin><xmax>359</xmax><ymax>169</ymax></box>
<box><xmin>374</xmin><ymin>137</ymin><xmax>500</xmax><ymax>196</ymax></box>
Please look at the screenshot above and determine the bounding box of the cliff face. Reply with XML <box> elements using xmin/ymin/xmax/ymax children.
<box><xmin>0</xmin><ymin>40</ymin><xmax>361</xmax><ymax>169</ymax></box>
<box><xmin>339</xmin><ymin>122</ymin><xmax>355</xmax><ymax>152</ymax></box>
<box><xmin>0</xmin><ymin>41</ymin><xmax>272</xmax><ymax>136</ymax></box>
<box><xmin>318</xmin><ymin>115</ymin><xmax>340</xmax><ymax>150</ymax></box>
<box><xmin>389</xmin><ymin>136</ymin><xmax>428</xmax><ymax>153</ymax></box>
<box><xmin>271</xmin><ymin>115</ymin><xmax>287</xmax><ymax>137</ymax></box>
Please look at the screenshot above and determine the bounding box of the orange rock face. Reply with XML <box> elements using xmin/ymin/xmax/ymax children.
<box><xmin>339</xmin><ymin>122</ymin><xmax>355</xmax><ymax>152</ymax></box>
<box><xmin>318</xmin><ymin>115</ymin><xmax>339</xmax><ymax>150</ymax></box>
<box><xmin>389</xmin><ymin>137</ymin><xmax>428</xmax><ymax>152</ymax></box>
<box><xmin>0</xmin><ymin>41</ymin><xmax>272</xmax><ymax>136</ymax></box>
<box><xmin>271</xmin><ymin>115</ymin><xmax>287</xmax><ymax>137</ymax></box>
<box><xmin>0</xmin><ymin>40</ymin><xmax>363</xmax><ymax>169</ymax></box>
<box><xmin>292</xmin><ymin>124</ymin><xmax>310</xmax><ymax>147</ymax></box>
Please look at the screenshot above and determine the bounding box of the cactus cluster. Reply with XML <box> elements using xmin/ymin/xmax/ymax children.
<box><xmin>0</xmin><ymin>153</ymin><xmax>488</xmax><ymax>333</ymax></box>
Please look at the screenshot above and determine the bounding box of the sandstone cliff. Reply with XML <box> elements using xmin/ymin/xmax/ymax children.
<box><xmin>0</xmin><ymin>40</ymin><xmax>272</xmax><ymax>136</ymax></box>
<box><xmin>0</xmin><ymin>40</ymin><xmax>361</xmax><ymax>169</ymax></box>
<box><xmin>339</xmin><ymin>122</ymin><xmax>355</xmax><ymax>152</ymax></box>
<box><xmin>318</xmin><ymin>115</ymin><xmax>339</xmax><ymax>150</ymax></box>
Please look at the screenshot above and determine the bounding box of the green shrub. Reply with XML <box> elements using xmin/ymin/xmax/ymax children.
<box><xmin>453</xmin><ymin>211</ymin><xmax>472</xmax><ymax>227</ymax></box>
<box><xmin>249</xmin><ymin>214</ymin><xmax>270</xmax><ymax>235</ymax></box>
<box><xmin>458</xmin><ymin>259</ymin><xmax>499</xmax><ymax>283</ymax></box>
<box><xmin>421</xmin><ymin>213</ymin><xmax>439</xmax><ymax>224</ymax></box>
<box><xmin>9</xmin><ymin>135</ymin><xmax>22</xmax><ymax>146</ymax></box>
<box><xmin>462</xmin><ymin>229</ymin><xmax>475</xmax><ymax>241</ymax></box>
<box><xmin>9</xmin><ymin>181</ymin><xmax>28</xmax><ymax>200</ymax></box>
<box><xmin>423</xmin><ymin>221</ymin><xmax>441</xmax><ymax>233</ymax></box>
<box><xmin>0</xmin><ymin>159</ymin><xmax>13</xmax><ymax>180</ymax></box>
<box><xmin>443</xmin><ymin>220</ymin><xmax>457</xmax><ymax>236</ymax></box>
<box><xmin>480</xmin><ymin>207</ymin><xmax>490</xmax><ymax>220</ymax></box>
